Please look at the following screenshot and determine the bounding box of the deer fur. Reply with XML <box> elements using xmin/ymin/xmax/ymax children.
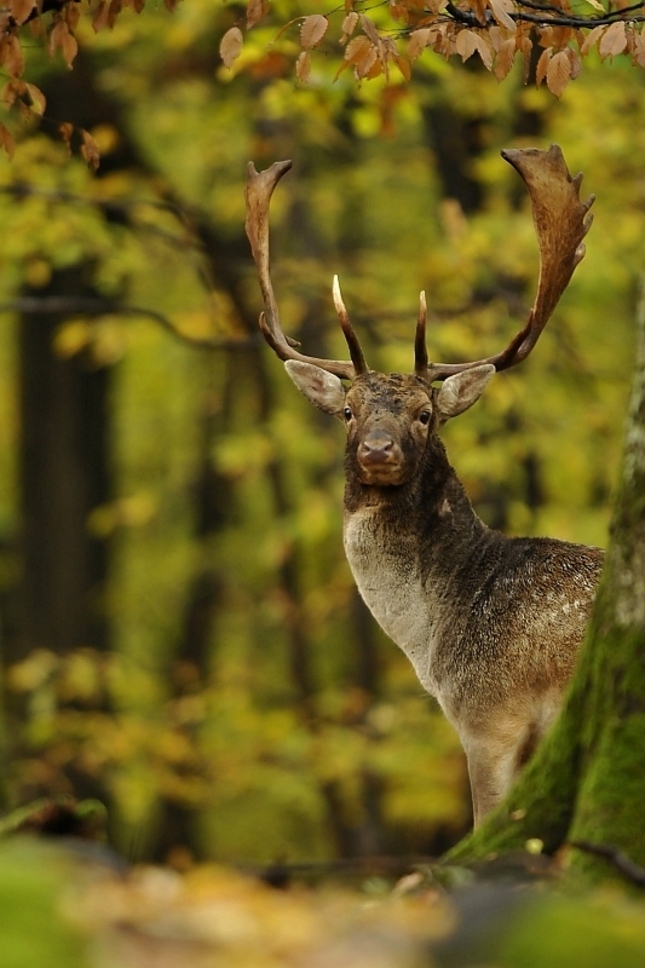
<box><xmin>286</xmin><ymin>361</ymin><xmax>603</xmax><ymax>825</ymax></box>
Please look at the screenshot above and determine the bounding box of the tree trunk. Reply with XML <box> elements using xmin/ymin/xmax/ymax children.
<box><xmin>446</xmin><ymin>285</ymin><xmax>645</xmax><ymax>881</ymax></box>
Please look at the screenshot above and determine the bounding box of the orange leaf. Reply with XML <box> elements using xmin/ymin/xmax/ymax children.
<box><xmin>300</xmin><ymin>14</ymin><xmax>328</xmax><ymax>49</ymax></box>
<box><xmin>546</xmin><ymin>48</ymin><xmax>571</xmax><ymax>96</ymax></box>
<box><xmin>220</xmin><ymin>26</ymin><xmax>243</xmax><ymax>68</ymax></box>
<box><xmin>598</xmin><ymin>20</ymin><xmax>627</xmax><ymax>59</ymax></box>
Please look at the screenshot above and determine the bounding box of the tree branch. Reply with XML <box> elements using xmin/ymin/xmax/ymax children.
<box><xmin>0</xmin><ymin>297</ymin><xmax>253</xmax><ymax>352</ymax></box>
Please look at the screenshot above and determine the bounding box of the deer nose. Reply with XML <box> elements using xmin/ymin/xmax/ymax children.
<box><xmin>358</xmin><ymin>431</ymin><xmax>398</xmax><ymax>465</ymax></box>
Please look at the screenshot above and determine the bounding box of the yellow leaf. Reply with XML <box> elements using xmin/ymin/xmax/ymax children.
<box><xmin>598</xmin><ymin>20</ymin><xmax>627</xmax><ymax>59</ymax></box>
<box><xmin>546</xmin><ymin>48</ymin><xmax>571</xmax><ymax>97</ymax></box>
<box><xmin>300</xmin><ymin>14</ymin><xmax>328</xmax><ymax>50</ymax></box>
<box><xmin>220</xmin><ymin>26</ymin><xmax>243</xmax><ymax>68</ymax></box>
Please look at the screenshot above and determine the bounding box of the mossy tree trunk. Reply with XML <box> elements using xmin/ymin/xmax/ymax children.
<box><xmin>447</xmin><ymin>288</ymin><xmax>645</xmax><ymax>880</ymax></box>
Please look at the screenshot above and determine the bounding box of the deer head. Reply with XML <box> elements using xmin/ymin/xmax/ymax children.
<box><xmin>245</xmin><ymin>147</ymin><xmax>594</xmax><ymax>488</ymax></box>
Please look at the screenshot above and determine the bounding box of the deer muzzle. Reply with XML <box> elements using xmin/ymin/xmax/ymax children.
<box><xmin>357</xmin><ymin>430</ymin><xmax>404</xmax><ymax>484</ymax></box>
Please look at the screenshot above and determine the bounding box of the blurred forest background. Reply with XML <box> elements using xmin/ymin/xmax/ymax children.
<box><xmin>0</xmin><ymin>0</ymin><xmax>641</xmax><ymax>866</ymax></box>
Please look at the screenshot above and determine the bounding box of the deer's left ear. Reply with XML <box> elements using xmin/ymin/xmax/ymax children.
<box><xmin>436</xmin><ymin>364</ymin><xmax>495</xmax><ymax>422</ymax></box>
<box><xmin>285</xmin><ymin>360</ymin><xmax>346</xmax><ymax>416</ymax></box>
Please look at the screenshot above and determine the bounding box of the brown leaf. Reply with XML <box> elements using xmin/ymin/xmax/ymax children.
<box><xmin>220</xmin><ymin>26</ymin><xmax>243</xmax><ymax>68</ymax></box>
<box><xmin>546</xmin><ymin>48</ymin><xmax>571</xmax><ymax>96</ymax></box>
<box><xmin>487</xmin><ymin>0</ymin><xmax>516</xmax><ymax>32</ymax></box>
<box><xmin>580</xmin><ymin>23</ymin><xmax>604</xmax><ymax>56</ymax></box>
<box><xmin>408</xmin><ymin>27</ymin><xmax>432</xmax><ymax>60</ymax></box>
<box><xmin>2</xmin><ymin>34</ymin><xmax>25</xmax><ymax>78</ymax></box>
<box><xmin>295</xmin><ymin>50</ymin><xmax>311</xmax><ymax>82</ymax></box>
<box><xmin>59</xmin><ymin>121</ymin><xmax>74</xmax><ymax>151</ymax></box>
<box><xmin>360</xmin><ymin>15</ymin><xmax>381</xmax><ymax>46</ymax></box>
<box><xmin>0</xmin><ymin>122</ymin><xmax>15</xmax><ymax>159</ymax></box>
<box><xmin>340</xmin><ymin>11</ymin><xmax>359</xmax><ymax>44</ymax></box>
<box><xmin>598</xmin><ymin>20</ymin><xmax>627</xmax><ymax>59</ymax></box>
<box><xmin>632</xmin><ymin>27</ymin><xmax>645</xmax><ymax>67</ymax></box>
<box><xmin>300</xmin><ymin>14</ymin><xmax>328</xmax><ymax>50</ymax></box>
<box><xmin>49</xmin><ymin>20</ymin><xmax>78</xmax><ymax>68</ymax></box>
<box><xmin>26</xmin><ymin>82</ymin><xmax>46</xmax><ymax>114</ymax></box>
<box><xmin>10</xmin><ymin>0</ymin><xmax>35</xmax><ymax>26</ymax></box>
<box><xmin>80</xmin><ymin>128</ymin><xmax>100</xmax><ymax>171</ymax></box>
<box><xmin>493</xmin><ymin>37</ymin><xmax>516</xmax><ymax>79</ymax></box>
<box><xmin>536</xmin><ymin>46</ymin><xmax>551</xmax><ymax>85</ymax></box>
<box><xmin>472</xmin><ymin>32</ymin><xmax>493</xmax><ymax>69</ymax></box>
<box><xmin>394</xmin><ymin>53</ymin><xmax>411</xmax><ymax>81</ymax></box>
<box><xmin>455</xmin><ymin>29</ymin><xmax>478</xmax><ymax>61</ymax></box>
<box><xmin>92</xmin><ymin>0</ymin><xmax>110</xmax><ymax>32</ymax></box>
<box><xmin>246</xmin><ymin>0</ymin><xmax>268</xmax><ymax>29</ymax></box>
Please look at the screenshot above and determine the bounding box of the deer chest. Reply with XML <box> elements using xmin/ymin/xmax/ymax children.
<box><xmin>343</xmin><ymin>507</ymin><xmax>440</xmax><ymax>692</ymax></box>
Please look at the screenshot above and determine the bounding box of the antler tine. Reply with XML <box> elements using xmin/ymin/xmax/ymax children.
<box><xmin>332</xmin><ymin>275</ymin><xmax>369</xmax><ymax>376</ymax></box>
<box><xmin>415</xmin><ymin>291</ymin><xmax>429</xmax><ymax>375</ymax></box>
<box><xmin>245</xmin><ymin>161</ymin><xmax>358</xmax><ymax>381</ymax></box>
<box><xmin>425</xmin><ymin>145</ymin><xmax>594</xmax><ymax>383</ymax></box>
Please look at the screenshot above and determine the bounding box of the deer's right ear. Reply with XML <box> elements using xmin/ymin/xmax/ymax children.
<box><xmin>285</xmin><ymin>360</ymin><xmax>346</xmax><ymax>416</ymax></box>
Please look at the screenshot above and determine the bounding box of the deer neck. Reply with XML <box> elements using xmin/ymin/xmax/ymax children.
<box><xmin>342</xmin><ymin>435</ymin><xmax>490</xmax><ymax>692</ymax></box>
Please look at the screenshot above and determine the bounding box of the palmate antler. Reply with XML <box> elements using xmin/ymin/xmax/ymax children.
<box><xmin>245</xmin><ymin>145</ymin><xmax>595</xmax><ymax>383</ymax></box>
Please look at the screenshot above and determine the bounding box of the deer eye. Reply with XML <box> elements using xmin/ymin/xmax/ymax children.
<box><xmin>343</xmin><ymin>406</ymin><xmax>353</xmax><ymax>422</ymax></box>
<box><xmin>418</xmin><ymin>410</ymin><xmax>431</xmax><ymax>425</ymax></box>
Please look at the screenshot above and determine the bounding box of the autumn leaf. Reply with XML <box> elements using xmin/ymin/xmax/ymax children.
<box><xmin>455</xmin><ymin>29</ymin><xmax>478</xmax><ymax>62</ymax></box>
<box><xmin>0</xmin><ymin>123</ymin><xmax>15</xmax><ymax>159</ymax></box>
<box><xmin>546</xmin><ymin>48</ymin><xmax>571</xmax><ymax>96</ymax></box>
<box><xmin>536</xmin><ymin>46</ymin><xmax>551</xmax><ymax>86</ymax></box>
<box><xmin>80</xmin><ymin>128</ymin><xmax>100</xmax><ymax>170</ymax></box>
<box><xmin>408</xmin><ymin>27</ymin><xmax>432</xmax><ymax>60</ymax></box>
<box><xmin>487</xmin><ymin>0</ymin><xmax>516</xmax><ymax>33</ymax></box>
<box><xmin>246</xmin><ymin>0</ymin><xmax>268</xmax><ymax>29</ymax></box>
<box><xmin>344</xmin><ymin>34</ymin><xmax>377</xmax><ymax>76</ymax></box>
<box><xmin>10</xmin><ymin>0</ymin><xmax>36</xmax><ymax>26</ymax></box>
<box><xmin>340</xmin><ymin>12</ymin><xmax>359</xmax><ymax>45</ymax></box>
<box><xmin>26</xmin><ymin>83</ymin><xmax>46</xmax><ymax>115</ymax></box>
<box><xmin>300</xmin><ymin>14</ymin><xmax>328</xmax><ymax>50</ymax></box>
<box><xmin>581</xmin><ymin>23</ymin><xmax>605</xmax><ymax>56</ymax></box>
<box><xmin>92</xmin><ymin>0</ymin><xmax>110</xmax><ymax>32</ymax></box>
<box><xmin>598</xmin><ymin>21</ymin><xmax>627</xmax><ymax>59</ymax></box>
<box><xmin>296</xmin><ymin>50</ymin><xmax>311</xmax><ymax>82</ymax></box>
<box><xmin>49</xmin><ymin>20</ymin><xmax>78</xmax><ymax>68</ymax></box>
<box><xmin>220</xmin><ymin>26</ymin><xmax>243</xmax><ymax>68</ymax></box>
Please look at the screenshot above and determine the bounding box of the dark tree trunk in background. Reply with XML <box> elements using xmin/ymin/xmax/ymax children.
<box><xmin>16</xmin><ymin>266</ymin><xmax>110</xmax><ymax>658</ymax></box>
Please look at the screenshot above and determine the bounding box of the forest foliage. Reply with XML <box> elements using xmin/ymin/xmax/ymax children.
<box><xmin>0</xmin><ymin>0</ymin><xmax>641</xmax><ymax>871</ymax></box>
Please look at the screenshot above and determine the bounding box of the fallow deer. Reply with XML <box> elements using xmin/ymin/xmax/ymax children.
<box><xmin>245</xmin><ymin>146</ymin><xmax>603</xmax><ymax>826</ymax></box>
